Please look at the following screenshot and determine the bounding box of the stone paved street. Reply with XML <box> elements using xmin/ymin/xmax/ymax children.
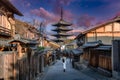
<box><xmin>36</xmin><ymin>59</ymin><xmax>111</xmax><ymax>80</ymax></box>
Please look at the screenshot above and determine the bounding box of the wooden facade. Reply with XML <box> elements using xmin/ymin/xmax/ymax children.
<box><xmin>15</xmin><ymin>19</ymin><xmax>39</xmax><ymax>40</ymax></box>
<box><xmin>0</xmin><ymin>0</ymin><xmax>59</xmax><ymax>80</ymax></box>
<box><xmin>89</xmin><ymin>46</ymin><xmax>112</xmax><ymax>71</ymax></box>
<box><xmin>0</xmin><ymin>0</ymin><xmax>23</xmax><ymax>39</ymax></box>
<box><xmin>75</xmin><ymin>16</ymin><xmax>120</xmax><ymax>77</ymax></box>
<box><xmin>81</xmin><ymin>42</ymin><xmax>112</xmax><ymax>76</ymax></box>
<box><xmin>0</xmin><ymin>52</ymin><xmax>17</xmax><ymax>80</ymax></box>
<box><xmin>83</xmin><ymin>17</ymin><xmax>120</xmax><ymax>44</ymax></box>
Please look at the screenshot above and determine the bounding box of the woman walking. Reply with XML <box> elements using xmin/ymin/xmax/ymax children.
<box><xmin>62</xmin><ymin>56</ymin><xmax>66</xmax><ymax>72</ymax></box>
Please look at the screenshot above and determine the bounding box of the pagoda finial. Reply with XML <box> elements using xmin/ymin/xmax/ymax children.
<box><xmin>60</xmin><ymin>7</ymin><xmax>63</xmax><ymax>20</ymax></box>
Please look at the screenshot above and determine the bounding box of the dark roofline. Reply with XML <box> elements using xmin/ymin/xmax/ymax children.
<box><xmin>1</xmin><ymin>0</ymin><xmax>23</xmax><ymax>16</ymax></box>
<box><xmin>74</xmin><ymin>33</ymin><xmax>84</xmax><ymax>40</ymax></box>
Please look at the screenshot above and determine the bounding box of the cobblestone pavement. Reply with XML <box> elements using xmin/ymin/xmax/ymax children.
<box><xmin>36</xmin><ymin>59</ymin><xmax>112</xmax><ymax>80</ymax></box>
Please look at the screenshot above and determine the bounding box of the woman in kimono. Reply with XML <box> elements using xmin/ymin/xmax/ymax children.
<box><xmin>62</xmin><ymin>56</ymin><xmax>66</xmax><ymax>72</ymax></box>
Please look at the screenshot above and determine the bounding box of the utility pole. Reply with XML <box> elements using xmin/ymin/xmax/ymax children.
<box><xmin>39</xmin><ymin>22</ymin><xmax>43</xmax><ymax>46</ymax></box>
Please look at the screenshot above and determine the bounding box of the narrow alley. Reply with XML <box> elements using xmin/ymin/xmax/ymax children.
<box><xmin>36</xmin><ymin>58</ymin><xmax>111</xmax><ymax>80</ymax></box>
<box><xmin>1</xmin><ymin>0</ymin><xmax>120</xmax><ymax>80</ymax></box>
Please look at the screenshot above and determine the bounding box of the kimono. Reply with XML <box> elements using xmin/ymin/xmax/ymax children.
<box><xmin>62</xmin><ymin>57</ymin><xmax>66</xmax><ymax>70</ymax></box>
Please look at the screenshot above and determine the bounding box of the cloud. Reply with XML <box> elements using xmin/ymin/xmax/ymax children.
<box><xmin>76</xmin><ymin>14</ymin><xmax>95</xmax><ymax>28</ymax></box>
<box><xmin>31</xmin><ymin>7</ymin><xmax>74</xmax><ymax>26</ymax></box>
<box><xmin>69</xmin><ymin>29</ymin><xmax>82</xmax><ymax>33</ymax></box>
<box><xmin>68</xmin><ymin>36</ymin><xmax>76</xmax><ymax>39</ymax></box>
<box><xmin>31</xmin><ymin>7</ymin><xmax>60</xmax><ymax>25</ymax></box>
<box><xmin>67</xmin><ymin>27</ymin><xmax>85</xmax><ymax>36</ymax></box>
<box><xmin>64</xmin><ymin>10</ymin><xmax>74</xmax><ymax>22</ymax></box>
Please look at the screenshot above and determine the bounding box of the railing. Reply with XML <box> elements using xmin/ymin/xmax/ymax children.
<box><xmin>0</xmin><ymin>26</ymin><xmax>11</xmax><ymax>37</ymax></box>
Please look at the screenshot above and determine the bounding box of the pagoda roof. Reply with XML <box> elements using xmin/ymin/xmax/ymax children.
<box><xmin>53</xmin><ymin>19</ymin><xmax>72</xmax><ymax>26</ymax></box>
<box><xmin>52</xmin><ymin>28</ymin><xmax>72</xmax><ymax>32</ymax></box>
<box><xmin>52</xmin><ymin>39</ymin><xmax>64</xmax><ymax>43</ymax></box>
<box><xmin>52</xmin><ymin>33</ymin><xmax>72</xmax><ymax>37</ymax></box>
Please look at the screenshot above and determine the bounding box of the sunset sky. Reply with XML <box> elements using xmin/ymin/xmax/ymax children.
<box><xmin>10</xmin><ymin>0</ymin><xmax>120</xmax><ymax>36</ymax></box>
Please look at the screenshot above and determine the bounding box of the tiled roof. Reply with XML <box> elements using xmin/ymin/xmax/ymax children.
<box><xmin>94</xmin><ymin>45</ymin><xmax>111</xmax><ymax>51</ymax></box>
<box><xmin>0</xmin><ymin>0</ymin><xmax>23</xmax><ymax>16</ymax></box>
<box><xmin>82</xmin><ymin>40</ymin><xmax>102</xmax><ymax>48</ymax></box>
<box><xmin>71</xmin><ymin>49</ymin><xmax>83</xmax><ymax>55</ymax></box>
<box><xmin>53</xmin><ymin>19</ymin><xmax>72</xmax><ymax>26</ymax></box>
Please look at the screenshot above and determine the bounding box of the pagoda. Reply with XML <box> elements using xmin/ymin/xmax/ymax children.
<box><xmin>51</xmin><ymin>8</ymin><xmax>72</xmax><ymax>44</ymax></box>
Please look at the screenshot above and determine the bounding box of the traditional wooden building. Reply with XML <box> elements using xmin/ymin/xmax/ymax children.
<box><xmin>81</xmin><ymin>16</ymin><xmax>120</xmax><ymax>44</ymax></box>
<box><xmin>0</xmin><ymin>0</ymin><xmax>23</xmax><ymax>80</ymax></box>
<box><xmin>0</xmin><ymin>0</ymin><xmax>23</xmax><ymax>51</ymax></box>
<box><xmin>75</xmin><ymin>16</ymin><xmax>120</xmax><ymax>77</ymax></box>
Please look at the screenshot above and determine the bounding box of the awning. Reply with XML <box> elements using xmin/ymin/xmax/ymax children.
<box><xmin>82</xmin><ymin>40</ymin><xmax>102</xmax><ymax>48</ymax></box>
<box><xmin>94</xmin><ymin>45</ymin><xmax>111</xmax><ymax>51</ymax></box>
<box><xmin>8</xmin><ymin>38</ymin><xmax>29</xmax><ymax>44</ymax></box>
<box><xmin>8</xmin><ymin>38</ymin><xmax>38</xmax><ymax>44</ymax></box>
<box><xmin>71</xmin><ymin>49</ymin><xmax>83</xmax><ymax>55</ymax></box>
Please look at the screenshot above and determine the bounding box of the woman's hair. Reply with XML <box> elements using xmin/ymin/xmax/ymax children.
<box><xmin>62</xmin><ymin>58</ymin><xmax>65</xmax><ymax>62</ymax></box>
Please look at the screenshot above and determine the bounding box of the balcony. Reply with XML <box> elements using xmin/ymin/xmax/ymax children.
<box><xmin>0</xmin><ymin>26</ymin><xmax>11</xmax><ymax>37</ymax></box>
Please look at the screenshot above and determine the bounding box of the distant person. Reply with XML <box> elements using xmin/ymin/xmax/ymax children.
<box><xmin>62</xmin><ymin>56</ymin><xmax>66</xmax><ymax>72</ymax></box>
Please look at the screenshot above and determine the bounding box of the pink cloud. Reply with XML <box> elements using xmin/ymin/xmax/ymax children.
<box><xmin>64</xmin><ymin>10</ymin><xmax>74</xmax><ymax>22</ymax></box>
<box><xmin>68</xmin><ymin>36</ymin><xmax>76</xmax><ymax>39</ymax></box>
<box><xmin>31</xmin><ymin>7</ymin><xmax>60</xmax><ymax>25</ymax></box>
<box><xmin>76</xmin><ymin>14</ymin><xmax>95</xmax><ymax>28</ymax></box>
<box><xmin>31</xmin><ymin>7</ymin><xmax>74</xmax><ymax>26</ymax></box>
<box><xmin>67</xmin><ymin>29</ymin><xmax>82</xmax><ymax>36</ymax></box>
<box><xmin>52</xmin><ymin>6</ymin><xmax>74</xmax><ymax>23</ymax></box>
<box><xmin>68</xmin><ymin>29</ymin><xmax>82</xmax><ymax>33</ymax></box>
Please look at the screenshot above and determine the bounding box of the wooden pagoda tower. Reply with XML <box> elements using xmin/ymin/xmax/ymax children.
<box><xmin>51</xmin><ymin>8</ymin><xmax>72</xmax><ymax>44</ymax></box>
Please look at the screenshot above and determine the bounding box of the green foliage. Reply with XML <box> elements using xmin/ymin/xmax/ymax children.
<box><xmin>37</xmin><ymin>46</ymin><xmax>45</xmax><ymax>51</ymax></box>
